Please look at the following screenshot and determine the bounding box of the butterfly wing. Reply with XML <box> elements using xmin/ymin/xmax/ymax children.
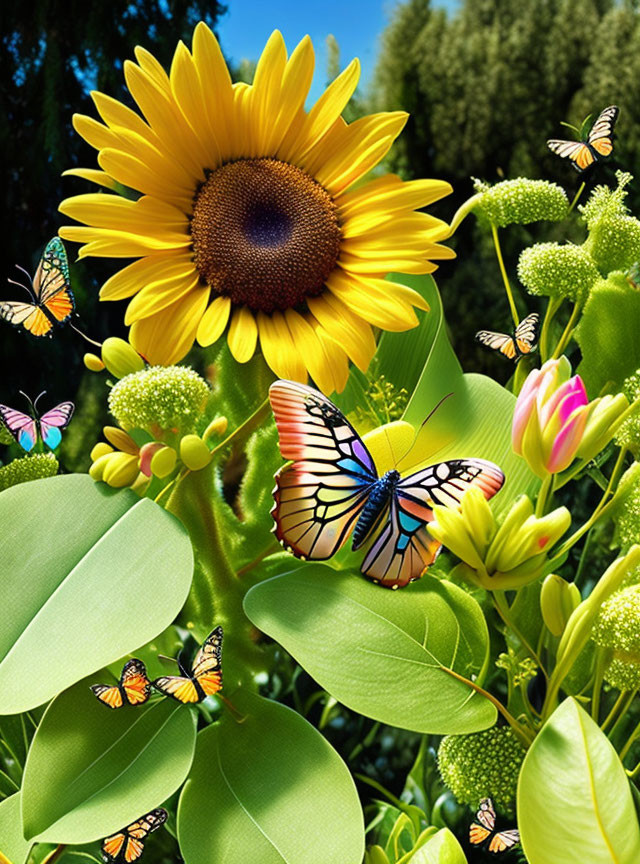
<box><xmin>0</xmin><ymin>405</ymin><xmax>38</xmax><ymax>452</ymax></box>
<box><xmin>91</xmin><ymin>683</ymin><xmax>124</xmax><ymax>710</ymax></box>
<box><xmin>33</xmin><ymin>237</ymin><xmax>75</xmax><ymax>325</ymax></box>
<box><xmin>270</xmin><ymin>380</ymin><xmax>377</xmax><ymax>560</ymax></box>
<box><xmin>191</xmin><ymin>626</ymin><xmax>223</xmax><ymax>697</ymax></box>
<box><xmin>0</xmin><ymin>301</ymin><xmax>54</xmax><ymax>336</ymax></box>
<box><xmin>469</xmin><ymin>823</ymin><xmax>492</xmax><ymax>846</ymax></box>
<box><xmin>476</xmin><ymin>797</ymin><xmax>497</xmax><ymax>831</ymax></box>
<box><xmin>152</xmin><ymin>675</ymin><xmax>200</xmax><ymax>703</ymax></box>
<box><xmin>120</xmin><ymin>658</ymin><xmax>151</xmax><ymax>706</ymax></box>
<box><xmin>362</xmin><ymin>460</ymin><xmax>505</xmax><ymax>588</ymax></box>
<box><xmin>587</xmin><ymin>105</ymin><xmax>619</xmax><ymax>157</ymax></box>
<box><xmin>102</xmin><ymin>809</ymin><xmax>167</xmax><ymax>864</ymax></box>
<box><xmin>547</xmin><ymin>138</ymin><xmax>595</xmax><ymax>172</ymax></box>
<box><xmin>488</xmin><ymin>829</ymin><xmax>520</xmax><ymax>854</ymax></box>
<box><xmin>475</xmin><ymin>330</ymin><xmax>517</xmax><ymax>361</ymax></box>
<box><xmin>101</xmin><ymin>832</ymin><xmax>126</xmax><ymax>862</ymax></box>
<box><xmin>514</xmin><ymin>312</ymin><xmax>540</xmax><ymax>356</ymax></box>
<box><xmin>39</xmin><ymin>401</ymin><xmax>75</xmax><ymax>450</ymax></box>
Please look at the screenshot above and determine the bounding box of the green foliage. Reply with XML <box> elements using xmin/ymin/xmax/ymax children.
<box><xmin>408</xmin><ymin>828</ymin><xmax>467</xmax><ymax>864</ymax></box>
<box><xmin>0</xmin><ymin>475</ymin><xmax>193</xmax><ymax>713</ymax></box>
<box><xmin>177</xmin><ymin>691</ymin><xmax>364</xmax><ymax>864</ymax></box>
<box><xmin>518</xmin><ymin>698</ymin><xmax>640</xmax><ymax>863</ymax></box>
<box><xmin>21</xmin><ymin>680</ymin><xmax>196</xmax><ymax>843</ymax></box>
<box><xmin>0</xmin><ymin>794</ymin><xmax>31</xmax><ymax>864</ymax></box>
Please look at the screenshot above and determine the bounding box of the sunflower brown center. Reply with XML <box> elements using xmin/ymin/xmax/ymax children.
<box><xmin>190</xmin><ymin>158</ymin><xmax>342</xmax><ymax>314</ymax></box>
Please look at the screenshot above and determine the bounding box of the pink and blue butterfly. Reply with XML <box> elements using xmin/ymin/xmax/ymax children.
<box><xmin>0</xmin><ymin>391</ymin><xmax>74</xmax><ymax>452</ymax></box>
<box><xmin>269</xmin><ymin>380</ymin><xmax>505</xmax><ymax>589</ymax></box>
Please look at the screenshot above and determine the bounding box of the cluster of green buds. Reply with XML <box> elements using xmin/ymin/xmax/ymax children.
<box><xmin>437</xmin><ymin>727</ymin><xmax>525</xmax><ymax>816</ymax></box>
<box><xmin>89</xmin><ymin>364</ymin><xmax>227</xmax><ymax>490</ymax></box>
<box><xmin>472</xmin><ymin>178</ymin><xmax>568</xmax><ymax>228</ymax></box>
<box><xmin>0</xmin><ymin>453</ymin><xmax>59</xmax><ymax>492</ymax></box>
<box><xmin>429</xmin><ymin>487</ymin><xmax>570</xmax><ymax>590</ymax></box>
<box><xmin>517</xmin><ymin>241</ymin><xmax>599</xmax><ymax>304</ymax></box>
<box><xmin>616</xmin><ymin>370</ymin><xmax>640</xmax><ymax>457</ymax></box>
<box><xmin>613</xmin><ymin>463</ymin><xmax>640</xmax><ymax>551</ymax></box>
<box><xmin>581</xmin><ymin>171</ymin><xmax>640</xmax><ymax>275</ymax></box>
<box><xmin>593</xmin><ymin>584</ymin><xmax>640</xmax><ymax>689</ymax></box>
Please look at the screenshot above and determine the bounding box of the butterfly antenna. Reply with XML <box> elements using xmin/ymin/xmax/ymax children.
<box><xmin>7</xmin><ymin>277</ymin><xmax>35</xmax><ymax>299</ymax></box>
<box><xmin>396</xmin><ymin>392</ymin><xmax>455</xmax><ymax>467</ymax></box>
<box><xmin>18</xmin><ymin>390</ymin><xmax>38</xmax><ymax>415</ymax></box>
<box><xmin>32</xmin><ymin>391</ymin><xmax>47</xmax><ymax>413</ymax></box>
<box><xmin>157</xmin><ymin>654</ymin><xmax>181</xmax><ymax>665</ymax></box>
<box><xmin>14</xmin><ymin>264</ymin><xmax>34</xmax><ymax>286</ymax></box>
<box><xmin>69</xmin><ymin>321</ymin><xmax>103</xmax><ymax>348</ymax></box>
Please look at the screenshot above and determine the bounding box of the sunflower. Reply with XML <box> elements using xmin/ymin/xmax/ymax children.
<box><xmin>59</xmin><ymin>25</ymin><xmax>453</xmax><ymax>394</ymax></box>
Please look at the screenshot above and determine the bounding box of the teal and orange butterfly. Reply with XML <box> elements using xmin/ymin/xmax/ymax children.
<box><xmin>269</xmin><ymin>380</ymin><xmax>505</xmax><ymax>589</ymax></box>
<box><xmin>469</xmin><ymin>798</ymin><xmax>520</xmax><ymax>854</ymax></box>
<box><xmin>1</xmin><ymin>237</ymin><xmax>75</xmax><ymax>337</ymax></box>
<box><xmin>547</xmin><ymin>105</ymin><xmax>619</xmax><ymax>173</ymax></box>
<box><xmin>101</xmin><ymin>808</ymin><xmax>167</xmax><ymax>863</ymax></box>
<box><xmin>152</xmin><ymin>627</ymin><xmax>223</xmax><ymax>703</ymax></box>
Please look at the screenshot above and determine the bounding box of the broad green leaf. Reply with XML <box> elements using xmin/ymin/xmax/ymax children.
<box><xmin>0</xmin><ymin>794</ymin><xmax>30</xmax><ymax>864</ymax></box>
<box><xmin>408</xmin><ymin>828</ymin><xmax>467</xmax><ymax>863</ymax></box>
<box><xmin>244</xmin><ymin>567</ymin><xmax>496</xmax><ymax>733</ymax></box>
<box><xmin>21</xmin><ymin>676</ymin><xmax>197</xmax><ymax>843</ymax></box>
<box><xmin>576</xmin><ymin>274</ymin><xmax>640</xmax><ymax>395</ymax></box>
<box><xmin>177</xmin><ymin>690</ymin><xmax>364</xmax><ymax>864</ymax></box>
<box><xmin>518</xmin><ymin>697</ymin><xmax>640</xmax><ymax>863</ymax></box>
<box><xmin>0</xmin><ymin>474</ymin><xmax>193</xmax><ymax>713</ymax></box>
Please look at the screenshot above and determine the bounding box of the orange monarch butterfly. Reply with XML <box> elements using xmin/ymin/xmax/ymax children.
<box><xmin>91</xmin><ymin>659</ymin><xmax>151</xmax><ymax>709</ymax></box>
<box><xmin>475</xmin><ymin>313</ymin><xmax>539</xmax><ymax>362</ymax></box>
<box><xmin>152</xmin><ymin>626</ymin><xmax>223</xmax><ymax>703</ymax></box>
<box><xmin>547</xmin><ymin>105</ymin><xmax>619</xmax><ymax>173</ymax></box>
<box><xmin>469</xmin><ymin>798</ymin><xmax>520</xmax><ymax>854</ymax></box>
<box><xmin>1</xmin><ymin>237</ymin><xmax>75</xmax><ymax>337</ymax></box>
<box><xmin>101</xmin><ymin>808</ymin><xmax>167</xmax><ymax>863</ymax></box>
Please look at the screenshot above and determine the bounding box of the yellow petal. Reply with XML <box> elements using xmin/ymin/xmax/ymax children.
<box><xmin>97</xmin><ymin>148</ymin><xmax>193</xmax><ymax>208</ymax></box>
<box><xmin>61</xmin><ymin>168</ymin><xmax>119</xmax><ymax>192</ymax></box>
<box><xmin>227</xmin><ymin>306</ymin><xmax>259</xmax><ymax>363</ymax></box>
<box><xmin>58</xmin><ymin>226</ymin><xmax>189</xmax><ymax>257</ymax></box>
<box><xmin>250</xmin><ymin>30</ymin><xmax>287</xmax><ymax>155</ymax></box>
<box><xmin>312</xmin><ymin>320</ymin><xmax>350</xmax><ymax>394</ymax></box>
<box><xmin>285</xmin><ymin>309</ymin><xmax>336</xmax><ymax>394</ymax></box>
<box><xmin>72</xmin><ymin>114</ymin><xmax>120</xmax><ymax>151</ymax></box>
<box><xmin>337</xmin><ymin>250</ymin><xmax>437</xmax><ymax>276</ymax></box>
<box><xmin>257</xmin><ymin>311</ymin><xmax>306</xmax><ymax>381</ymax></box>
<box><xmin>91</xmin><ymin>90</ymin><xmax>159</xmax><ymax>145</ymax></box>
<box><xmin>170</xmin><ymin>41</ymin><xmax>222</xmax><ymax>168</ymax></box>
<box><xmin>338</xmin><ymin>176</ymin><xmax>453</xmax><ymax>221</ymax></box>
<box><xmin>192</xmin><ymin>22</ymin><xmax>235</xmax><ymax>161</ymax></box>
<box><xmin>129</xmin><ymin>287</ymin><xmax>210</xmax><ymax>365</ymax></box>
<box><xmin>124</xmin><ymin>272</ymin><xmax>200</xmax><ymax>324</ymax></box>
<box><xmin>196</xmin><ymin>296</ymin><xmax>232</xmax><ymax>346</ymax></box>
<box><xmin>326</xmin><ymin>269</ymin><xmax>420</xmax><ymax>331</ymax></box>
<box><xmin>99</xmin><ymin>254</ymin><xmax>196</xmax><ymax>301</ymax></box>
<box><xmin>306</xmin><ymin>294</ymin><xmax>376</xmax><ymax>372</ymax></box>
<box><xmin>59</xmin><ymin>193</ymin><xmax>188</xmax><ymax>236</ymax></box>
<box><xmin>269</xmin><ymin>36</ymin><xmax>314</xmax><ymax>155</ymax></box>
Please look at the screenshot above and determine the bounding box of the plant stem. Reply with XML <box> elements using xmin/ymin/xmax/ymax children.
<box><xmin>601</xmin><ymin>690</ymin><xmax>628</xmax><ymax>733</ymax></box>
<box><xmin>447</xmin><ymin>192</ymin><xmax>484</xmax><ymax>236</ymax></box>
<box><xmin>42</xmin><ymin>846</ymin><xmax>67</xmax><ymax>864</ymax></box>
<box><xmin>491</xmin><ymin>223</ymin><xmax>519</xmax><ymax>327</ymax></box>
<box><xmin>539</xmin><ymin>296</ymin><xmax>564</xmax><ymax>363</ymax></box>
<box><xmin>608</xmin><ymin>689</ymin><xmax>638</xmax><ymax>741</ymax></box>
<box><xmin>620</xmin><ymin>716</ymin><xmax>640</xmax><ymax>761</ymax></box>
<box><xmin>535</xmin><ymin>474</ymin><xmax>553</xmax><ymax>517</ymax></box>
<box><xmin>441</xmin><ymin>667</ymin><xmax>534</xmax><ymax>747</ymax></box>
<box><xmin>551</xmin><ymin>302</ymin><xmax>581</xmax><ymax>359</ymax></box>
<box><xmin>209</xmin><ymin>397</ymin><xmax>271</xmax><ymax>458</ymax></box>
<box><xmin>493</xmin><ymin>590</ymin><xmax>547</xmax><ymax>680</ymax></box>
<box><xmin>567</xmin><ymin>181</ymin><xmax>586</xmax><ymax>215</ymax></box>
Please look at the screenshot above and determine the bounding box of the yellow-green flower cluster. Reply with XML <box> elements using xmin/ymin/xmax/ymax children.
<box><xmin>109</xmin><ymin>366</ymin><xmax>210</xmax><ymax>433</ymax></box>
<box><xmin>0</xmin><ymin>454</ymin><xmax>58</xmax><ymax>492</ymax></box>
<box><xmin>592</xmin><ymin>585</ymin><xmax>640</xmax><ymax>689</ymax></box>
<box><xmin>473</xmin><ymin>178</ymin><xmax>568</xmax><ymax>228</ymax></box>
<box><xmin>0</xmin><ymin>422</ymin><xmax>15</xmax><ymax>446</ymax></box>
<box><xmin>613</xmin><ymin>463</ymin><xmax>640</xmax><ymax>550</ymax></box>
<box><xmin>517</xmin><ymin>242</ymin><xmax>599</xmax><ymax>304</ymax></box>
<box><xmin>429</xmin><ymin>487</ymin><xmax>571</xmax><ymax>590</ymax></box>
<box><xmin>437</xmin><ymin>727</ymin><xmax>525</xmax><ymax>816</ymax></box>
<box><xmin>582</xmin><ymin>171</ymin><xmax>640</xmax><ymax>275</ymax></box>
<box><xmin>616</xmin><ymin>371</ymin><xmax>640</xmax><ymax>457</ymax></box>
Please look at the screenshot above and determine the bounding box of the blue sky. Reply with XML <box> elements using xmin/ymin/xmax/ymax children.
<box><xmin>216</xmin><ymin>0</ymin><xmax>458</xmax><ymax>102</ymax></box>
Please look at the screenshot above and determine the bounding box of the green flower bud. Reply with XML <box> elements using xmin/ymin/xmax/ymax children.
<box><xmin>149</xmin><ymin>444</ymin><xmax>177</xmax><ymax>478</ymax></box>
<box><xmin>90</xmin><ymin>442</ymin><xmax>113</xmax><ymax>461</ymax></box>
<box><xmin>577</xmin><ymin>392</ymin><xmax>629</xmax><ymax>462</ymax></box>
<box><xmin>0</xmin><ymin>454</ymin><xmax>59</xmax><ymax>492</ymax></box>
<box><xmin>585</xmin><ymin>215</ymin><xmax>640</xmax><ymax>275</ymax></box>
<box><xmin>101</xmin><ymin>337</ymin><xmax>145</xmax><ymax>379</ymax></box>
<box><xmin>203</xmin><ymin>416</ymin><xmax>228</xmax><ymax>442</ymax></box>
<box><xmin>473</xmin><ymin>178</ymin><xmax>568</xmax><ymax>228</ymax></box>
<box><xmin>593</xmin><ymin>584</ymin><xmax>640</xmax><ymax>689</ymax></box>
<box><xmin>100</xmin><ymin>451</ymin><xmax>140</xmax><ymax>488</ymax></box>
<box><xmin>437</xmin><ymin>727</ymin><xmax>525</xmax><ymax>817</ymax></box>
<box><xmin>518</xmin><ymin>242</ymin><xmax>599</xmax><ymax>303</ymax></box>
<box><xmin>613</xmin><ymin>463</ymin><xmax>640</xmax><ymax>550</ymax></box>
<box><xmin>180</xmin><ymin>434</ymin><xmax>212</xmax><ymax>471</ymax></box>
<box><xmin>83</xmin><ymin>352</ymin><xmax>105</xmax><ymax>373</ymax></box>
<box><xmin>364</xmin><ymin>847</ymin><xmax>390</xmax><ymax>864</ymax></box>
<box><xmin>109</xmin><ymin>366</ymin><xmax>210</xmax><ymax>433</ymax></box>
<box><xmin>580</xmin><ymin>170</ymin><xmax>633</xmax><ymax>227</ymax></box>
<box><xmin>616</xmin><ymin>372</ymin><xmax>640</xmax><ymax>457</ymax></box>
<box><xmin>541</xmin><ymin>573</ymin><xmax>581</xmax><ymax>637</ymax></box>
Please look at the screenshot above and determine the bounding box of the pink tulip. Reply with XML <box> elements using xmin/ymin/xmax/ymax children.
<box><xmin>512</xmin><ymin>357</ymin><xmax>591</xmax><ymax>477</ymax></box>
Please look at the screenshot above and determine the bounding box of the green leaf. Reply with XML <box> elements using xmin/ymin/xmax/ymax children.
<box><xmin>21</xmin><ymin>676</ymin><xmax>197</xmax><ymax>843</ymax></box>
<box><xmin>244</xmin><ymin>567</ymin><xmax>496</xmax><ymax>734</ymax></box>
<box><xmin>408</xmin><ymin>828</ymin><xmax>467</xmax><ymax>863</ymax></box>
<box><xmin>0</xmin><ymin>794</ymin><xmax>31</xmax><ymax>864</ymax></box>
<box><xmin>0</xmin><ymin>474</ymin><xmax>193</xmax><ymax>713</ymax></box>
<box><xmin>518</xmin><ymin>697</ymin><xmax>640</xmax><ymax>863</ymax></box>
<box><xmin>576</xmin><ymin>275</ymin><xmax>640</xmax><ymax>395</ymax></box>
<box><xmin>177</xmin><ymin>690</ymin><xmax>364</xmax><ymax>864</ymax></box>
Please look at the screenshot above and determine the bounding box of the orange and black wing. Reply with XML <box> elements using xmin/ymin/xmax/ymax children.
<box><xmin>33</xmin><ymin>237</ymin><xmax>75</xmax><ymax>325</ymax></box>
<box><xmin>152</xmin><ymin>674</ymin><xmax>201</xmax><ymax>703</ymax></box>
<box><xmin>587</xmin><ymin>105</ymin><xmax>618</xmax><ymax>157</ymax></box>
<box><xmin>91</xmin><ymin>683</ymin><xmax>124</xmax><ymax>710</ymax></box>
<box><xmin>469</xmin><ymin>822</ymin><xmax>492</xmax><ymax>846</ymax></box>
<box><xmin>547</xmin><ymin>138</ymin><xmax>595</xmax><ymax>172</ymax></box>
<box><xmin>488</xmin><ymin>829</ymin><xmax>520</xmax><ymax>854</ymax></box>
<box><xmin>475</xmin><ymin>329</ymin><xmax>517</xmax><ymax>360</ymax></box>
<box><xmin>0</xmin><ymin>301</ymin><xmax>54</xmax><ymax>337</ymax></box>
<box><xmin>513</xmin><ymin>312</ymin><xmax>539</xmax><ymax>356</ymax></box>
<box><xmin>120</xmin><ymin>659</ymin><xmax>151</xmax><ymax>706</ymax></box>
<box><xmin>101</xmin><ymin>809</ymin><xmax>167</xmax><ymax>863</ymax></box>
<box><xmin>191</xmin><ymin>626</ymin><xmax>223</xmax><ymax>697</ymax></box>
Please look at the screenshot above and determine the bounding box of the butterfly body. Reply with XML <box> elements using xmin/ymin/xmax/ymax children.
<box><xmin>1</xmin><ymin>237</ymin><xmax>75</xmax><ymax>337</ymax></box>
<box><xmin>0</xmin><ymin>395</ymin><xmax>74</xmax><ymax>453</ymax></box>
<box><xmin>101</xmin><ymin>808</ymin><xmax>167</xmax><ymax>863</ymax></box>
<box><xmin>547</xmin><ymin>105</ymin><xmax>618</xmax><ymax>173</ymax></box>
<box><xmin>270</xmin><ymin>380</ymin><xmax>505</xmax><ymax>588</ymax></box>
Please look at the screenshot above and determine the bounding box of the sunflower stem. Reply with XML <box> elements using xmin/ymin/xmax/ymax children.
<box><xmin>491</xmin><ymin>222</ymin><xmax>519</xmax><ymax>327</ymax></box>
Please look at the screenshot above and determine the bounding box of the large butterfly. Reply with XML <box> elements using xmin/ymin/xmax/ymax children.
<box><xmin>475</xmin><ymin>313</ymin><xmax>539</xmax><ymax>362</ymax></box>
<box><xmin>469</xmin><ymin>798</ymin><xmax>520</xmax><ymax>854</ymax></box>
<box><xmin>101</xmin><ymin>808</ymin><xmax>167</xmax><ymax>863</ymax></box>
<box><xmin>152</xmin><ymin>626</ymin><xmax>223</xmax><ymax>703</ymax></box>
<box><xmin>91</xmin><ymin>659</ymin><xmax>151</xmax><ymax>710</ymax></box>
<box><xmin>547</xmin><ymin>105</ymin><xmax>619</xmax><ymax>173</ymax></box>
<box><xmin>0</xmin><ymin>392</ymin><xmax>74</xmax><ymax>452</ymax></box>
<box><xmin>269</xmin><ymin>380</ymin><xmax>505</xmax><ymax>589</ymax></box>
<box><xmin>1</xmin><ymin>237</ymin><xmax>75</xmax><ymax>337</ymax></box>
